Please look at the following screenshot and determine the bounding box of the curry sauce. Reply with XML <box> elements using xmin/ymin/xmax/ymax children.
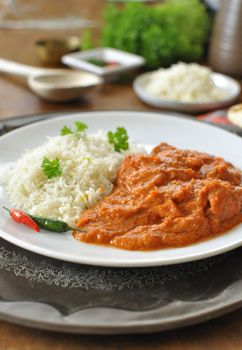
<box><xmin>74</xmin><ymin>143</ymin><xmax>242</xmax><ymax>250</ymax></box>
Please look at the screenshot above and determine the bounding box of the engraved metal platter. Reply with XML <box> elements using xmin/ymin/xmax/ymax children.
<box><xmin>0</xmin><ymin>111</ymin><xmax>242</xmax><ymax>334</ymax></box>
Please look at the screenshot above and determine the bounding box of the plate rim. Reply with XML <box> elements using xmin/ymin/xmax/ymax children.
<box><xmin>0</xmin><ymin>110</ymin><xmax>241</xmax><ymax>267</ymax></box>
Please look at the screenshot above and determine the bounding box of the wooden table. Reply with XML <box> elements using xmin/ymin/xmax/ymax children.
<box><xmin>0</xmin><ymin>1</ymin><xmax>242</xmax><ymax>349</ymax></box>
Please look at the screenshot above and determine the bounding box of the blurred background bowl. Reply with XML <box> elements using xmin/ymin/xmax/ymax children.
<box><xmin>35</xmin><ymin>36</ymin><xmax>80</xmax><ymax>65</ymax></box>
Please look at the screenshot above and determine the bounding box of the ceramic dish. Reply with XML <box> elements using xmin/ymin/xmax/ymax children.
<box><xmin>0</xmin><ymin>111</ymin><xmax>241</xmax><ymax>267</ymax></box>
<box><xmin>62</xmin><ymin>47</ymin><xmax>145</xmax><ymax>80</ymax></box>
<box><xmin>133</xmin><ymin>72</ymin><xmax>241</xmax><ymax>113</ymax></box>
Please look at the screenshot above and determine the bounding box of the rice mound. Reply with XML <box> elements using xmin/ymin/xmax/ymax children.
<box><xmin>4</xmin><ymin>131</ymin><xmax>138</xmax><ymax>227</ymax></box>
<box><xmin>145</xmin><ymin>62</ymin><xmax>227</xmax><ymax>102</ymax></box>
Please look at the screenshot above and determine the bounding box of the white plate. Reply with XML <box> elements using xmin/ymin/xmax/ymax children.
<box><xmin>133</xmin><ymin>72</ymin><xmax>241</xmax><ymax>113</ymax></box>
<box><xmin>0</xmin><ymin>111</ymin><xmax>241</xmax><ymax>267</ymax></box>
<box><xmin>62</xmin><ymin>47</ymin><xmax>145</xmax><ymax>80</ymax></box>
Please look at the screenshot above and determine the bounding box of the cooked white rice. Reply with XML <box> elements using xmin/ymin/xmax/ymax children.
<box><xmin>145</xmin><ymin>62</ymin><xmax>227</xmax><ymax>102</ymax></box>
<box><xmin>3</xmin><ymin>130</ymin><xmax>139</xmax><ymax>227</ymax></box>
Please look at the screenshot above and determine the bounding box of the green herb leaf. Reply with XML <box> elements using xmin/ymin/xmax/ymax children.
<box><xmin>75</xmin><ymin>121</ymin><xmax>88</xmax><ymax>133</ymax></box>
<box><xmin>88</xmin><ymin>58</ymin><xmax>106</xmax><ymax>67</ymax></box>
<box><xmin>61</xmin><ymin>125</ymin><xmax>73</xmax><ymax>136</ymax></box>
<box><xmin>60</xmin><ymin>121</ymin><xmax>88</xmax><ymax>136</ymax></box>
<box><xmin>41</xmin><ymin>157</ymin><xmax>62</xmax><ymax>179</ymax></box>
<box><xmin>107</xmin><ymin>127</ymin><xmax>129</xmax><ymax>152</ymax></box>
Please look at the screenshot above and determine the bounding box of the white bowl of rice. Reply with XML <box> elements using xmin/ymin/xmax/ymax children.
<box><xmin>133</xmin><ymin>62</ymin><xmax>241</xmax><ymax>113</ymax></box>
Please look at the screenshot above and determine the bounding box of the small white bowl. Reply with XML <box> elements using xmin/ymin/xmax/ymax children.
<box><xmin>28</xmin><ymin>70</ymin><xmax>102</xmax><ymax>102</ymax></box>
<box><xmin>133</xmin><ymin>71</ymin><xmax>241</xmax><ymax>113</ymax></box>
<box><xmin>62</xmin><ymin>47</ymin><xmax>145</xmax><ymax>80</ymax></box>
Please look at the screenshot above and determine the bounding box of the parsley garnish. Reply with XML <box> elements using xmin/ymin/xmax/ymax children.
<box><xmin>107</xmin><ymin>127</ymin><xmax>129</xmax><ymax>152</ymax></box>
<box><xmin>61</xmin><ymin>121</ymin><xmax>88</xmax><ymax>136</ymax></box>
<box><xmin>75</xmin><ymin>121</ymin><xmax>88</xmax><ymax>133</ymax></box>
<box><xmin>61</xmin><ymin>125</ymin><xmax>73</xmax><ymax>135</ymax></box>
<box><xmin>41</xmin><ymin>157</ymin><xmax>62</xmax><ymax>179</ymax></box>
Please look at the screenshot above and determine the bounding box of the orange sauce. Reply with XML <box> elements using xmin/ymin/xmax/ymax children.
<box><xmin>74</xmin><ymin>143</ymin><xmax>242</xmax><ymax>251</ymax></box>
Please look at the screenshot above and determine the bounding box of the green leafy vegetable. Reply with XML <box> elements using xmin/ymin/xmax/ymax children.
<box><xmin>61</xmin><ymin>121</ymin><xmax>88</xmax><ymax>136</ymax></box>
<box><xmin>41</xmin><ymin>157</ymin><xmax>62</xmax><ymax>179</ymax></box>
<box><xmin>107</xmin><ymin>127</ymin><xmax>129</xmax><ymax>152</ymax></box>
<box><xmin>101</xmin><ymin>0</ymin><xmax>211</xmax><ymax>68</ymax></box>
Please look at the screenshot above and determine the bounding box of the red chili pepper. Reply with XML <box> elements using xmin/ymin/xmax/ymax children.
<box><xmin>3</xmin><ymin>207</ymin><xmax>40</xmax><ymax>232</ymax></box>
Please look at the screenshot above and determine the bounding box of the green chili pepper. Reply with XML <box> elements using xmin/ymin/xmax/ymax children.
<box><xmin>27</xmin><ymin>214</ymin><xmax>73</xmax><ymax>233</ymax></box>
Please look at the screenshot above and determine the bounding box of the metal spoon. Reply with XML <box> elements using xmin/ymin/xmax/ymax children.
<box><xmin>0</xmin><ymin>58</ymin><xmax>102</xmax><ymax>102</ymax></box>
